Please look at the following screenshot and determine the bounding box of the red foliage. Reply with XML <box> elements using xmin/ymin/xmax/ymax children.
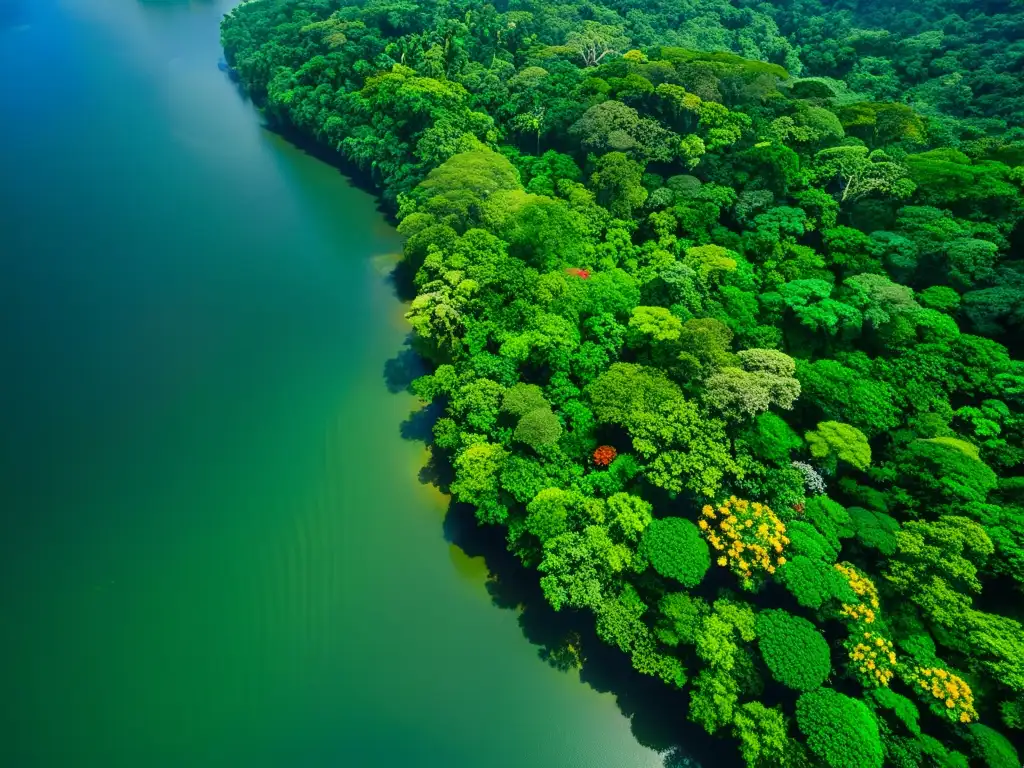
<box><xmin>593</xmin><ymin>445</ymin><xmax>617</xmax><ymax>467</ymax></box>
<box><xmin>792</xmin><ymin>503</ymin><xmax>805</xmax><ymax>514</ymax></box>
<box><xmin>566</xmin><ymin>267</ymin><xmax>591</xmax><ymax>279</ymax></box>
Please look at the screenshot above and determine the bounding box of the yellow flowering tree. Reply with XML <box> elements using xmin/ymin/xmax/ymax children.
<box><xmin>834</xmin><ymin>562</ymin><xmax>880</xmax><ymax>624</ymax></box>
<box><xmin>906</xmin><ymin>666</ymin><xmax>978</xmax><ymax>724</ymax></box>
<box><xmin>845</xmin><ymin>630</ymin><xmax>897</xmax><ymax>688</ymax></box>
<box><xmin>701</xmin><ymin>497</ymin><xmax>789</xmax><ymax>587</ymax></box>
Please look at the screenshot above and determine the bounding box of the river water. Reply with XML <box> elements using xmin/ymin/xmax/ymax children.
<box><xmin>0</xmin><ymin>1</ymin><xmax>666</xmax><ymax>765</ymax></box>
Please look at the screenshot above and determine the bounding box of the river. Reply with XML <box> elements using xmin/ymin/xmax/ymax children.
<box><xmin>0</xmin><ymin>1</ymin><xmax>668</xmax><ymax>765</ymax></box>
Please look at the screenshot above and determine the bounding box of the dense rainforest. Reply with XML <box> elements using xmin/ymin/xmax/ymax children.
<box><xmin>221</xmin><ymin>0</ymin><xmax>1024</xmax><ymax>766</ymax></box>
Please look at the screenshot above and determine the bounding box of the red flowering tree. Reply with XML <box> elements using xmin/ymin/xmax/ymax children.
<box><xmin>566</xmin><ymin>267</ymin><xmax>591</xmax><ymax>279</ymax></box>
<box><xmin>593</xmin><ymin>445</ymin><xmax>617</xmax><ymax>466</ymax></box>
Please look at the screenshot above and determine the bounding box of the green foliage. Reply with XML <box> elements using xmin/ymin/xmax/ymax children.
<box><xmin>416</xmin><ymin>148</ymin><xmax>521</xmax><ymax>229</ymax></box>
<box><xmin>886</xmin><ymin>516</ymin><xmax>994</xmax><ymax>627</ymax></box>
<box><xmin>803</xmin><ymin>496</ymin><xmax>854</xmax><ymax>552</ymax></box>
<box><xmin>502</xmin><ymin>383</ymin><xmax>550</xmax><ymax>417</ymax></box>
<box><xmin>778</xmin><ymin>555</ymin><xmax>855</xmax><ymax>610</ymax></box>
<box><xmin>796</xmin><ymin>689</ymin><xmax>884</xmax><ymax>768</ymax></box>
<box><xmin>224</xmin><ymin>0</ymin><xmax>1024</xmax><ymax>763</ymax></box>
<box><xmin>866</xmin><ymin>688</ymin><xmax>920</xmax><ymax>736</ymax></box>
<box><xmin>849</xmin><ymin>507</ymin><xmax>900</xmax><ymax>556</ymax></box>
<box><xmin>806</xmin><ymin>421</ymin><xmax>872</xmax><ymax>471</ymax></box>
<box><xmin>731</xmin><ymin>702</ymin><xmax>791</xmax><ymax>768</ymax></box>
<box><xmin>539</xmin><ymin>525</ymin><xmax>633</xmax><ymax>611</ymax></box>
<box><xmin>756</xmin><ymin>610</ymin><xmax>831</xmax><ymax>691</ymax></box>
<box><xmin>513</xmin><ymin>407</ymin><xmax>563</xmax><ymax>449</ymax></box>
<box><xmin>739</xmin><ymin>413</ymin><xmax>804</xmax><ymax>465</ymax></box>
<box><xmin>641</xmin><ymin>518</ymin><xmax>710</xmax><ymax>587</ymax></box>
<box><xmin>656</xmin><ymin>592</ymin><xmax>708</xmax><ymax>647</ymax></box>
<box><xmin>704</xmin><ymin>349</ymin><xmax>801</xmax><ymax>421</ymax></box>
<box><xmin>967</xmin><ymin>723</ymin><xmax>1020</xmax><ymax>768</ymax></box>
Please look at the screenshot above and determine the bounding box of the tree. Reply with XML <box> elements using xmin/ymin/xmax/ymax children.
<box><xmin>944</xmin><ymin>238</ymin><xmax>1000</xmax><ymax>291</ymax></box>
<box><xmin>628</xmin><ymin>305</ymin><xmax>684</xmax><ymax>345</ymax></box>
<box><xmin>511</xmin><ymin>107</ymin><xmax>547</xmax><ymax>154</ymax></box>
<box><xmin>514</xmin><ymin>408</ymin><xmax>563</xmax><ymax>449</ymax></box>
<box><xmin>756</xmin><ymin>610</ymin><xmax>831</xmax><ymax>691</ymax></box>
<box><xmin>795</xmin><ymin>358</ymin><xmax>901</xmax><ymax>437</ymax></box>
<box><xmin>415</xmin><ymin>147</ymin><xmax>522</xmax><ymax>230</ymax></box>
<box><xmin>451</xmin><ymin>442</ymin><xmax>508</xmax><ymax>524</ymax></box>
<box><xmin>587</xmin><ymin>363</ymin><xmax>683</xmax><ymax>426</ymax></box>
<box><xmin>704</xmin><ymin>350</ymin><xmax>801</xmax><ymax>421</ymax></box>
<box><xmin>502</xmin><ymin>383</ymin><xmax>549</xmax><ymax>417</ymax></box>
<box><xmin>701</xmin><ymin>498</ymin><xmax>790</xmax><ymax>585</ymax></box>
<box><xmin>885</xmin><ymin>516</ymin><xmax>994</xmax><ymax>628</ymax></box>
<box><xmin>778</xmin><ymin>555</ymin><xmax>855</xmax><ymax>610</ymax></box>
<box><xmin>966</xmin><ymin>723</ymin><xmax>1020</xmax><ymax>768</ymax></box>
<box><xmin>451</xmin><ymin>378</ymin><xmax>505</xmax><ymax>433</ymax></box>
<box><xmin>539</xmin><ymin>525</ymin><xmax>632</xmax><ymax>611</ymax></box>
<box><xmin>774</xmin><ymin>279</ymin><xmax>863</xmax><ymax>337</ymax></box>
<box><xmin>732</xmin><ymin>702</ymin><xmax>791</xmax><ymax>768</ymax></box>
<box><xmin>656</xmin><ymin>592</ymin><xmax>709</xmax><ymax>646</ymax></box>
<box><xmin>805</xmin><ymin>421</ymin><xmax>872</xmax><ymax>471</ymax></box>
<box><xmin>814</xmin><ymin>146</ymin><xmax>915</xmax><ymax>206</ymax></box>
<box><xmin>564</xmin><ymin>22</ymin><xmax>629</xmax><ymax>67</ymax></box>
<box><xmin>796</xmin><ymin>689</ymin><xmax>883</xmax><ymax>768</ymax></box>
<box><xmin>690</xmin><ymin>666</ymin><xmax>742</xmax><ymax>735</ymax></box>
<box><xmin>596</xmin><ymin>586</ymin><xmax>687</xmax><ymax>687</ymax></box>
<box><xmin>569</xmin><ymin>100</ymin><xmax>641</xmax><ymax>154</ymax></box>
<box><xmin>849</xmin><ymin>507</ymin><xmax>900</xmax><ymax>556</ymax></box>
<box><xmin>590</xmin><ymin>152</ymin><xmax>648</xmax><ymax>218</ymax></box>
<box><xmin>803</xmin><ymin>496</ymin><xmax>854</xmax><ymax>551</ymax></box>
<box><xmin>526</xmin><ymin>487</ymin><xmax>578</xmax><ymax>543</ymax></box>
<box><xmin>641</xmin><ymin>518</ymin><xmax>711</xmax><ymax>587</ymax></box>
<box><xmin>876</xmin><ymin>439</ymin><xmax>998</xmax><ymax>515</ymax></box>
<box><xmin>606</xmin><ymin>492</ymin><xmax>653</xmax><ymax>544</ymax></box>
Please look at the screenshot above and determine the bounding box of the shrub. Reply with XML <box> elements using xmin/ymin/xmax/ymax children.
<box><xmin>796</xmin><ymin>688</ymin><xmax>884</xmax><ymax>768</ymax></box>
<box><xmin>756</xmin><ymin>609</ymin><xmax>831</xmax><ymax>691</ymax></box>
<box><xmin>641</xmin><ymin>517</ymin><xmax>711</xmax><ymax>587</ymax></box>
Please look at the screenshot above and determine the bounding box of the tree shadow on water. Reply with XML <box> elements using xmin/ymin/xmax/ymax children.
<box><xmin>387</xmin><ymin>259</ymin><xmax>419</xmax><ymax>303</ymax></box>
<box><xmin>260</xmin><ymin>122</ymin><xmax>396</xmax><ymax>220</ymax></box>
<box><xmin>441</xmin><ymin>499</ymin><xmax>739</xmax><ymax>768</ymax></box>
<box><xmin>383</xmin><ymin>336</ymin><xmax>423</xmax><ymax>394</ymax></box>
<box><xmin>400</xmin><ymin>400</ymin><xmax>444</xmax><ymax>443</ymax></box>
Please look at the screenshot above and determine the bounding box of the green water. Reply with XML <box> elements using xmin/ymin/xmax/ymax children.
<box><xmin>0</xmin><ymin>1</ymin><xmax>666</xmax><ymax>765</ymax></box>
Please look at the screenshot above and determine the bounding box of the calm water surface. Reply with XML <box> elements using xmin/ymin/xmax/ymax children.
<box><xmin>0</xmin><ymin>1</ymin><xmax>664</xmax><ymax>765</ymax></box>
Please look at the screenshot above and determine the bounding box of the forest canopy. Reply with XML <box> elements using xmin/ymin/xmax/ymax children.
<box><xmin>223</xmin><ymin>0</ymin><xmax>1024</xmax><ymax>765</ymax></box>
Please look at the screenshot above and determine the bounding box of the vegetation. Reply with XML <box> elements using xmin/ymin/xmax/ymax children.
<box><xmin>223</xmin><ymin>0</ymin><xmax>1024</xmax><ymax>765</ymax></box>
